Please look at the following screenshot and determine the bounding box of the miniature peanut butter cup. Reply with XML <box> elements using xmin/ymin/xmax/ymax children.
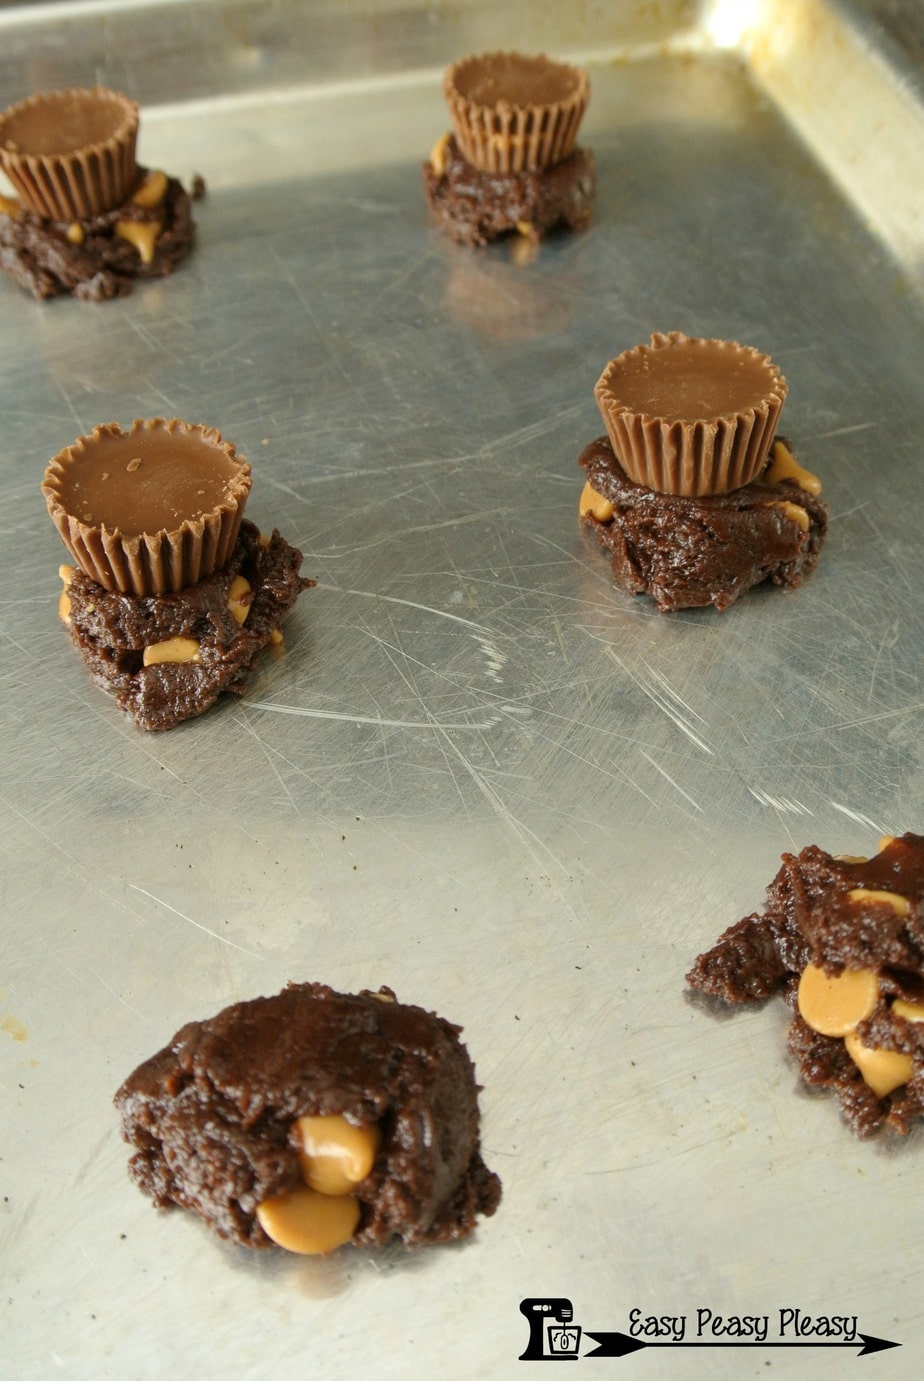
<box><xmin>42</xmin><ymin>419</ymin><xmax>252</xmax><ymax>595</ymax></box>
<box><xmin>0</xmin><ymin>86</ymin><xmax>138</xmax><ymax>220</ymax></box>
<box><xmin>443</xmin><ymin>51</ymin><xmax>589</xmax><ymax>174</ymax></box>
<box><xmin>593</xmin><ymin>332</ymin><xmax>788</xmax><ymax>497</ymax></box>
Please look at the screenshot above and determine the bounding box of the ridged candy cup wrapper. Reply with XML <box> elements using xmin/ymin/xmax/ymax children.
<box><xmin>0</xmin><ymin>86</ymin><xmax>139</xmax><ymax>220</ymax></box>
<box><xmin>593</xmin><ymin>332</ymin><xmax>788</xmax><ymax>497</ymax></box>
<box><xmin>42</xmin><ymin>419</ymin><xmax>252</xmax><ymax>596</ymax></box>
<box><xmin>443</xmin><ymin>52</ymin><xmax>589</xmax><ymax>174</ymax></box>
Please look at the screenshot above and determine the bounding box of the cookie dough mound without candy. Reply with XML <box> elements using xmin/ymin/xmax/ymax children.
<box><xmin>687</xmin><ymin>833</ymin><xmax>924</xmax><ymax>1136</ymax></box>
<box><xmin>115</xmin><ymin>982</ymin><xmax>502</xmax><ymax>1250</ymax></box>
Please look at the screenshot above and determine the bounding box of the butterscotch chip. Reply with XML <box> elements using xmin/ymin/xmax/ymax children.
<box><xmin>846</xmin><ymin>888</ymin><xmax>911</xmax><ymax>918</ymax></box>
<box><xmin>256</xmin><ymin>1186</ymin><xmax>361</xmax><ymax>1255</ymax></box>
<box><xmin>114</xmin><ymin>217</ymin><xmax>162</xmax><ymax>265</ymax></box>
<box><xmin>892</xmin><ymin>999</ymin><xmax>924</xmax><ymax>1023</ymax></box>
<box><xmin>429</xmin><ymin>133</ymin><xmax>451</xmax><ymax>176</ymax></box>
<box><xmin>579</xmin><ymin>480</ymin><xmax>614</xmax><ymax>522</ymax></box>
<box><xmin>844</xmin><ymin>1033</ymin><xmax>914</xmax><ymax>1099</ymax></box>
<box><xmin>130</xmin><ymin>169</ymin><xmax>168</xmax><ymax>210</ymax></box>
<box><xmin>227</xmin><ymin>574</ymin><xmax>253</xmax><ymax>625</ymax></box>
<box><xmin>295</xmin><ymin>1114</ymin><xmax>381</xmax><ymax>1197</ymax></box>
<box><xmin>764</xmin><ymin>439</ymin><xmax>822</xmax><ymax>495</ymax></box>
<box><xmin>797</xmin><ymin>963</ymin><xmax>879</xmax><ymax>1037</ymax></box>
<box><xmin>770</xmin><ymin>499</ymin><xmax>810</xmax><ymax>532</ymax></box>
<box><xmin>142</xmin><ymin>636</ymin><xmax>201</xmax><ymax>667</ymax></box>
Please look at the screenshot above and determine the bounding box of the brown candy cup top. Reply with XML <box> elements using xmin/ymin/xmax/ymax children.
<box><xmin>443</xmin><ymin>51</ymin><xmax>589</xmax><ymax>173</ymax></box>
<box><xmin>449</xmin><ymin>52</ymin><xmax>583</xmax><ymax>108</ymax></box>
<box><xmin>0</xmin><ymin>86</ymin><xmax>138</xmax><ymax>218</ymax></box>
<box><xmin>0</xmin><ymin>89</ymin><xmax>133</xmax><ymax>156</ymax></box>
<box><xmin>594</xmin><ymin>332</ymin><xmax>788</xmax><ymax>497</ymax></box>
<box><xmin>42</xmin><ymin>419</ymin><xmax>252</xmax><ymax>595</ymax></box>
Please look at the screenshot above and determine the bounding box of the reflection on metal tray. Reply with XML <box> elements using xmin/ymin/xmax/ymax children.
<box><xmin>2</xmin><ymin>2</ymin><xmax>923</xmax><ymax>1378</ymax></box>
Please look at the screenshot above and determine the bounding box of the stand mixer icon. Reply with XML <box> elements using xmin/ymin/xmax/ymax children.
<box><xmin>519</xmin><ymin>1298</ymin><xmax>582</xmax><ymax>1360</ymax></box>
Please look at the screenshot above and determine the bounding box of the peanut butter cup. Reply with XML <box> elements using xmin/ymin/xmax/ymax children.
<box><xmin>594</xmin><ymin>332</ymin><xmax>788</xmax><ymax>498</ymax></box>
<box><xmin>42</xmin><ymin>419</ymin><xmax>251</xmax><ymax>596</ymax></box>
<box><xmin>0</xmin><ymin>87</ymin><xmax>138</xmax><ymax>221</ymax></box>
<box><xmin>423</xmin><ymin>51</ymin><xmax>594</xmax><ymax>246</ymax></box>
<box><xmin>443</xmin><ymin>51</ymin><xmax>589</xmax><ymax>174</ymax></box>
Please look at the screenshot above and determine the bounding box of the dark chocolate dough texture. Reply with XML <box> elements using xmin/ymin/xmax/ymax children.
<box><xmin>115</xmin><ymin>982</ymin><xmax>502</xmax><ymax>1248</ymax></box>
<box><xmin>579</xmin><ymin>434</ymin><xmax>827</xmax><ymax>612</ymax></box>
<box><xmin>422</xmin><ymin>134</ymin><xmax>595</xmax><ymax>246</ymax></box>
<box><xmin>63</xmin><ymin>520</ymin><xmax>312</xmax><ymax>731</ymax></box>
<box><xmin>687</xmin><ymin>833</ymin><xmax>924</xmax><ymax>1136</ymax></box>
<box><xmin>0</xmin><ymin>167</ymin><xmax>199</xmax><ymax>301</ymax></box>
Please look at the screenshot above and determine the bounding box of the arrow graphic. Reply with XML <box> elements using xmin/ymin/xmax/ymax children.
<box><xmin>583</xmin><ymin>1332</ymin><xmax>900</xmax><ymax>1359</ymax></box>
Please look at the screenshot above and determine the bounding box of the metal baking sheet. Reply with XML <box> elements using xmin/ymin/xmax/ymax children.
<box><xmin>3</xmin><ymin>1</ymin><xmax>923</xmax><ymax>1377</ymax></box>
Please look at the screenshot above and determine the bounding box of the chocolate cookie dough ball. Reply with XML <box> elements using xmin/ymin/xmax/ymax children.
<box><xmin>115</xmin><ymin>983</ymin><xmax>502</xmax><ymax>1251</ymax></box>
<box><xmin>687</xmin><ymin>833</ymin><xmax>924</xmax><ymax>1136</ymax></box>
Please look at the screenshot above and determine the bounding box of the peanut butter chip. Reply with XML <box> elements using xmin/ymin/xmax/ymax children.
<box><xmin>892</xmin><ymin>998</ymin><xmax>924</xmax><ymax>1023</ymax></box>
<box><xmin>295</xmin><ymin>1115</ymin><xmax>381</xmax><ymax>1197</ymax></box>
<box><xmin>142</xmin><ymin>637</ymin><xmax>201</xmax><ymax>667</ymax></box>
<box><xmin>844</xmin><ymin>1031</ymin><xmax>914</xmax><ymax>1098</ymax></box>
<box><xmin>115</xmin><ymin>217</ymin><xmax>163</xmax><ymax>265</ymax></box>
<box><xmin>834</xmin><ymin>855</ymin><xmax>868</xmax><ymax>864</ymax></box>
<box><xmin>878</xmin><ymin>835</ymin><xmax>896</xmax><ymax>853</ymax></box>
<box><xmin>268</xmin><ymin>627</ymin><xmax>284</xmax><ymax>645</ymax></box>
<box><xmin>0</xmin><ymin>193</ymin><xmax>20</xmax><ymax>218</ymax></box>
<box><xmin>131</xmin><ymin>169</ymin><xmax>168</xmax><ymax>210</ymax></box>
<box><xmin>797</xmin><ymin>962</ymin><xmax>879</xmax><ymax>1037</ymax></box>
<box><xmin>770</xmin><ymin>500</ymin><xmax>810</xmax><ymax>532</ymax></box>
<box><xmin>429</xmin><ymin>132</ymin><xmax>451</xmax><ymax>176</ymax></box>
<box><xmin>66</xmin><ymin>222</ymin><xmax>84</xmax><ymax>245</ymax></box>
<box><xmin>255</xmin><ymin>1186</ymin><xmax>360</xmax><ymax>1255</ymax></box>
<box><xmin>846</xmin><ymin>888</ymin><xmax>911</xmax><ymax>918</ymax></box>
<box><xmin>57</xmin><ymin>565</ymin><xmax>75</xmax><ymax>624</ymax></box>
<box><xmin>227</xmin><ymin>575</ymin><xmax>252</xmax><ymax>625</ymax></box>
<box><xmin>579</xmin><ymin>481</ymin><xmax>615</xmax><ymax>523</ymax></box>
<box><xmin>764</xmin><ymin>440</ymin><xmax>822</xmax><ymax>495</ymax></box>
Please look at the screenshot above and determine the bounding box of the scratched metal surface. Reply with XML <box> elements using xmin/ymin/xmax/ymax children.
<box><xmin>2</xmin><ymin>1</ymin><xmax>924</xmax><ymax>1378</ymax></box>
